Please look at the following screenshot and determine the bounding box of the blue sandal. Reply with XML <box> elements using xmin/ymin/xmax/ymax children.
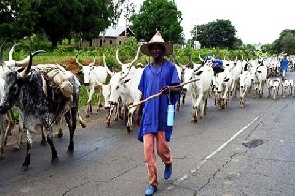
<box><xmin>164</xmin><ymin>163</ymin><xmax>172</xmax><ymax>179</ymax></box>
<box><xmin>145</xmin><ymin>185</ymin><xmax>157</xmax><ymax>196</ymax></box>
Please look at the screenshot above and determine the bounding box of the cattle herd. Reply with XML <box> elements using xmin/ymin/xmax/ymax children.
<box><xmin>0</xmin><ymin>42</ymin><xmax>294</xmax><ymax>171</ymax></box>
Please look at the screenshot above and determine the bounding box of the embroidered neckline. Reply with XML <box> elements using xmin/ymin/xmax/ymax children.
<box><xmin>149</xmin><ymin>63</ymin><xmax>164</xmax><ymax>75</ymax></box>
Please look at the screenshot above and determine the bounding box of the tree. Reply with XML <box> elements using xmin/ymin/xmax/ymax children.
<box><xmin>33</xmin><ymin>0</ymin><xmax>125</xmax><ymax>48</ymax></box>
<box><xmin>193</xmin><ymin>19</ymin><xmax>237</xmax><ymax>49</ymax></box>
<box><xmin>281</xmin><ymin>32</ymin><xmax>295</xmax><ymax>55</ymax></box>
<box><xmin>270</xmin><ymin>29</ymin><xmax>295</xmax><ymax>55</ymax></box>
<box><xmin>130</xmin><ymin>0</ymin><xmax>183</xmax><ymax>44</ymax></box>
<box><xmin>0</xmin><ymin>0</ymin><xmax>39</xmax><ymax>42</ymax></box>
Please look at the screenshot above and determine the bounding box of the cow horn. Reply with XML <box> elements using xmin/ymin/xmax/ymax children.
<box><xmin>103</xmin><ymin>53</ymin><xmax>114</xmax><ymax>76</ymax></box>
<box><xmin>129</xmin><ymin>46</ymin><xmax>141</xmax><ymax>66</ymax></box>
<box><xmin>119</xmin><ymin>46</ymin><xmax>140</xmax><ymax>80</ymax></box>
<box><xmin>75</xmin><ymin>51</ymin><xmax>84</xmax><ymax>67</ymax></box>
<box><xmin>193</xmin><ymin>63</ymin><xmax>204</xmax><ymax>72</ymax></box>
<box><xmin>89</xmin><ymin>55</ymin><xmax>96</xmax><ymax>66</ymax></box>
<box><xmin>8</xmin><ymin>43</ymin><xmax>20</xmax><ymax>61</ymax></box>
<box><xmin>18</xmin><ymin>50</ymin><xmax>46</xmax><ymax>79</ymax></box>
<box><xmin>115</xmin><ymin>48</ymin><xmax>124</xmax><ymax>66</ymax></box>
<box><xmin>199</xmin><ymin>53</ymin><xmax>204</xmax><ymax>62</ymax></box>
<box><xmin>0</xmin><ymin>41</ymin><xmax>11</xmax><ymax>74</ymax></box>
<box><xmin>176</xmin><ymin>59</ymin><xmax>186</xmax><ymax>70</ymax></box>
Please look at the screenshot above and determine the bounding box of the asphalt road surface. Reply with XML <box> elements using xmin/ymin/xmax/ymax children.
<box><xmin>1</xmin><ymin>71</ymin><xmax>295</xmax><ymax>196</ymax></box>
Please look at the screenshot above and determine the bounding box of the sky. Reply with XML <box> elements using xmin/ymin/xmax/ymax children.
<box><xmin>118</xmin><ymin>0</ymin><xmax>295</xmax><ymax>45</ymax></box>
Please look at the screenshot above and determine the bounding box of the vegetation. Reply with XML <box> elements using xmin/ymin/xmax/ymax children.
<box><xmin>191</xmin><ymin>19</ymin><xmax>242</xmax><ymax>50</ymax></box>
<box><xmin>0</xmin><ymin>0</ymin><xmax>126</xmax><ymax>48</ymax></box>
<box><xmin>1</xmin><ymin>0</ymin><xmax>295</xmax><ymax>54</ymax></box>
<box><xmin>130</xmin><ymin>0</ymin><xmax>184</xmax><ymax>44</ymax></box>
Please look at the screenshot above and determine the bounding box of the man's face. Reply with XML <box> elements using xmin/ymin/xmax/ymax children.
<box><xmin>149</xmin><ymin>44</ymin><xmax>165</xmax><ymax>58</ymax></box>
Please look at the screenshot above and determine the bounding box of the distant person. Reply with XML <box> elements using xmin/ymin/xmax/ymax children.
<box><xmin>280</xmin><ymin>53</ymin><xmax>289</xmax><ymax>79</ymax></box>
<box><xmin>135</xmin><ymin>31</ymin><xmax>181</xmax><ymax>196</ymax></box>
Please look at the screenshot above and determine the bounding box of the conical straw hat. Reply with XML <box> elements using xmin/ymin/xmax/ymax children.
<box><xmin>140</xmin><ymin>31</ymin><xmax>173</xmax><ymax>56</ymax></box>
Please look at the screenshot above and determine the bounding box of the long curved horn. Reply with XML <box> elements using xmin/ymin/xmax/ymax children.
<box><xmin>88</xmin><ymin>55</ymin><xmax>96</xmax><ymax>66</ymax></box>
<box><xmin>103</xmin><ymin>53</ymin><xmax>113</xmax><ymax>76</ymax></box>
<box><xmin>8</xmin><ymin>43</ymin><xmax>20</xmax><ymax>61</ymax></box>
<box><xmin>199</xmin><ymin>53</ymin><xmax>204</xmax><ymax>62</ymax></box>
<box><xmin>15</xmin><ymin>55</ymin><xmax>31</xmax><ymax>65</ymax></box>
<box><xmin>176</xmin><ymin>59</ymin><xmax>186</xmax><ymax>70</ymax></box>
<box><xmin>129</xmin><ymin>46</ymin><xmax>141</xmax><ymax>66</ymax></box>
<box><xmin>115</xmin><ymin>49</ymin><xmax>124</xmax><ymax>66</ymax></box>
<box><xmin>75</xmin><ymin>52</ymin><xmax>84</xmax><ymax>67</ymax></box>
<box><xmin>193</xmin><ymin>63</ymin><xmax>204</xmax><ymax>72</ymax></box>
<box><xmin>0</xmin><ymin>41</ymin><xmax>11</xmax><ymax>74</ymax></box>
<box><xmin>18</xmin><ymin>50</ymin><xmax>46</xmax><ymax>79</ymax></box>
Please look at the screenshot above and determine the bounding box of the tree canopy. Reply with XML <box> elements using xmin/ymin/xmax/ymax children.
<box><xmin>130</xmin><ymin>0</ymin><xmax>184</xmax><ymax>44</ymax></box>
<box><xmin>0</xmin><ymin>0</ymin><xmax>125</xmax><ymax>48</ymax></box>
<box><xmin>270</xmin><ymin>29</ymin><xmax>295</xmax><ymax>55</ymax></box>
<box><xmin>192</xmin><ymin>19</ymin><xmax>240</xmax><ymax>49</ymax></box>
<box><xmin>0</xmin><ymin>0</ymin><xmax>39</xmax><ymax>42</ymax></box>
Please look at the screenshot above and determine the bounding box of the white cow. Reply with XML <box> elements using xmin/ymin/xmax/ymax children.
<box><xmin>229</xmin><ymin>60</ymin><xmax>243</xmax><ymax>98</ymax></box>
<box><xmin>254</xmin><ymin>65</ymin><xmax>268</xmax><ymax>98</ymax></box>
<box><xmin>239</xmin><ymin>70</ymin><xmax>252</xmax><ymax>108</ymax></box>
<box><xmin>106</xmin><ymin>47</ymin><xmax>141</xmax><ymax>131</ymax></box>
<box><xmin>76</xmin><ymin>54</ymin><xmax>113</xmax><ymax>117</ymax></box>
<box><xmin>183</xmin><ymin>65</ymin><xmax>213</xmax><ymax>122</ymax></box>
<box><xmin>266</xmin><ymin>78</ymin><xmax>281</xmax><ymax>100</ymax></box>
<box><xmin>214</xmin><ymin>68</ymin><xmax>233</xmax><ymax>109</ymax></box>
<box><xmin>282</xmin><ymin>79</ymin><xmax>294</xmax><ymax>97</ymax></box>
<box><xmin>108</xmin><ymin>66</ymin><xmax>143</xmax><ymax>132</ymax></box>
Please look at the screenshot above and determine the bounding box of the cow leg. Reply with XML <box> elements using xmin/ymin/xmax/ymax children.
<box><xmin>3</xmin><ymin>111</ymin><xmax>15</xmax><ymax>146</ymax></box>
<box><xmin>40</xmin><ymin>127</ymin><xmax>47</xmax><ymax>145</ymax></box>
<box><xmin>177</xmin><ymin>97</ymin><xmax>180</xmax><ymax>111</ymax></box>
<box><xmin>0</xmin><ymin>115</ymin><xmax>5</xmax><ymax>159</ymax></box>
<box><xmin>21</xmin><ymin>130</ymin><xmax>34</xmax><ymax>171</ymax></box>
<box><xmin>12</xmin><ymin>126</ymin><xmax>23</xmax><ymax>151</ymax></box>
<box><xmin>53</xmin><ymin>119</ymin><xmax>63</xmax><ymax>138</ymax></box>
<box><xmin>12</xmin><ymin>112</ymin><xmax>24</xmax><ymax>151</ymax></box>
<box><xmin>126</xmin><ymin>112</ymin><xmax>132</xmax><ymax>133</ymax></box>
<box><xmin>97</xmin><ymin>87</ymin><xmax>103</xmax><ymax>111</ymax></box>
<box><xmin>200</xmin><ymin>97</ymin><xmax>208</xmax><ymax>118</ymax></box>
<box><xmin>64</xmin><ymin>107</ymin><xmax>77</xmax><ymax>154</ymax></box>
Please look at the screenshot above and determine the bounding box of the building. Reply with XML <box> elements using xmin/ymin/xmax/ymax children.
<box><xmin>81</xmin><ymin>26</ymin><xmax>135</xmax><ymax>47</ymax></box>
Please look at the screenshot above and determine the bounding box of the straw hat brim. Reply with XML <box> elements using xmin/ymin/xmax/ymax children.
<box><xmin>140</xmin><ymin>42</ymin><xmax>173</xmax><ymax>56</ymax></box>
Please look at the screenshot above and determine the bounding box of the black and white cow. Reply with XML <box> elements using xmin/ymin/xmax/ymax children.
<box><xmin>0</xmin><ymin>49</ymin><xmax>81</xmax><ymax>171</ymax></box>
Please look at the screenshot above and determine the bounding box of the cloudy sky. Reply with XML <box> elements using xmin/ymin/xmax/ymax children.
<box><xmin>118</xmin><ymin>0</ymin><xmax>295</xmax><ymax>44</ymax></box>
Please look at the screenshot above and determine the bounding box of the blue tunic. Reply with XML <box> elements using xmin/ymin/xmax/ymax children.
<box><xmin>137</xmin><ymin>61</ymin><xmax>180</xmax><ymax>142</ymax></box>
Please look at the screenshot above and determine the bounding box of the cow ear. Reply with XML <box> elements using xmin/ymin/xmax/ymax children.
<box><xmin>195</xmin><ymin>71</ymin><xmax>203</xmax><ymax>76</ymax></box>
<box><xmin>124</xmin><ymin>78</ymin><xmax>131</xmax><ymax>83</ymax></box>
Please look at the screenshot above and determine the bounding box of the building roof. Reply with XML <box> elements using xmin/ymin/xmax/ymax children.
<box><xmin>100</xmin><ymin>26</ymin><xmax>134</xmax><ymax>37</ymax></box>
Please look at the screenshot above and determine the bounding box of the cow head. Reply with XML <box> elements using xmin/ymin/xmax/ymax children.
<box><xmin>75</xmin><ymin>52</ymin><xmax>96</xmax><ymax>86</ymax></box>
<box><xmin>0</xmin><ymin>48</ymin><xmax>46</xmax><ymax>114</ymax></box>
<box><xmin>116</xmin><ymin>46</ymin><xmax>140</xmax><ymax>78</ymax></box>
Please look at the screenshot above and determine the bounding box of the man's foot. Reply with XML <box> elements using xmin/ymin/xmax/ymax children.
<box><xmin>164</xmin><ymin>163</ymin><xmax>172</xmax><ymax>179</ymax></box>
<box><xmin>145</xmin><ymin>185</ymin><xmax>157</xmax><ymax>196</ymax></box>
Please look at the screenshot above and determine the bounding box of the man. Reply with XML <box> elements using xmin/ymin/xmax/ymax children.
<box><xmin>280</xmin><ymin>53</ymin><xmax>289</xmax><ymax>80</ymax></box>
<box><xmin>135</xmin><ymin>31</ymin><xmax>181</xmax><ymax>196</ymax></box>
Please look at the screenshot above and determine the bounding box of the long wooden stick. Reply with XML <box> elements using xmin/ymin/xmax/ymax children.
<box><xmin>129</xmin><ymin>78</ymin><xmax>200</xmax><ymax>108</ymax></box>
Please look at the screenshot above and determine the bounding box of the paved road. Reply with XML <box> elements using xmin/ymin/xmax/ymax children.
<box><xmin>1</xmin><ymin>71</ymin><xmax>295</xmax><ymax>196</ymax></box>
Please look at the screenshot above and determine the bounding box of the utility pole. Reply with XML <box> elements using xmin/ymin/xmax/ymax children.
<box><xmin>191</xmin><ymin>18</ymin><xmax>198</xmax><ymax>49</ymax></box>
